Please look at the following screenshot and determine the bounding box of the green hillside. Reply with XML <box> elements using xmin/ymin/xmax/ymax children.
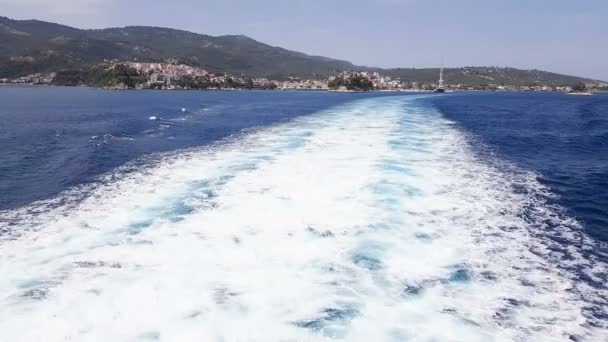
<box><xmin>0</xmin><ymin>16</ymin><xmax>600</xmax><ymax>85</ymax></box>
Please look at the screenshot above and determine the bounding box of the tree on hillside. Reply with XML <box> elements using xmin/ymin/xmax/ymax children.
<box><xmin>328</xmin><ymin>77</ymin><xmax>346</xmax><ymax>88</ymax></box>
<box><xmin>571</xmin><ymin>82</ymin><xmax>587</xmax><ymax>92</ymax></box>
<box><xmin>347</xmin><ymin>75</ymin><xmax>373</xmax><ymax>91</ymax></box>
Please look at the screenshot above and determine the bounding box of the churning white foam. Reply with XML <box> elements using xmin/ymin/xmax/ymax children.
<box><xmin>0</xmin><ymin>96</ymin><xmax>606</xmax><ymax>341</ymax></box>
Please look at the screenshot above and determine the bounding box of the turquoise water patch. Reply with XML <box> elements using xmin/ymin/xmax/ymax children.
<box><xmin>382</xmin><ymin>164</ymin><xmax>409</xmax><ymax>174</ymax></box>
<box><xmin>128</xmin><ymin>220</ymin><xmax>153</xmax><ymax>234</ymax></box>
<box><xmin>370</xmin><ymin>180</ymin><xmax>423</xmax><ymax>198</ymax></box>
<box><xmin>167</xmin><ymin>202</ymin><xmax>194</xmax><ymax>216</ymax></box>
<box><xmin>352</xmin><ymin>254</ymin><xmax>382</xmax><ymax>271</ymax></box>
<box><xmin>449</xmin><ymin>267</ymin><xmax>472</xmax><ymax>283</ymax></box>
<box><xmin>295</xmin><ymin>306</ymin><xmax>359</xmax><ymax>332</ymax></box>
<box><xmin>283</xmin><ymin>138</ymin><xmax>308</xmax><ymax>150</ymax></box>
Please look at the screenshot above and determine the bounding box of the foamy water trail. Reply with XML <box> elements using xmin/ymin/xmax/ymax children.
<box><xmin>1</xmin><ymin>96</ymin><xmax>606</xmax><ymax>341</ymax></box>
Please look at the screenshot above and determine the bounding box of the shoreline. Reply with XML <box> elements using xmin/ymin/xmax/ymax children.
<box><xmin>2</xmin><ymin>83</ymin><xmax>601</xmax><ymax>94</ymax></box>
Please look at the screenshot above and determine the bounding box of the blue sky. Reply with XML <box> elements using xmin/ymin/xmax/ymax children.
<box><xmin>2</xmin><ymin>0</ymin><xmax>607</xmax><ymax>80</ymax></box>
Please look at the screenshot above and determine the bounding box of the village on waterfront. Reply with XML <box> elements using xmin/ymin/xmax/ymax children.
<box><xmin>2</xmin><ymin>61</ymin><xmax>607</xmax><ymax>93</ymax></box>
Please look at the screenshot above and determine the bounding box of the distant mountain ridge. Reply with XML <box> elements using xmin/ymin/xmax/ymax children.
<box><xmin>0</xmin><ymin>16</ymin><xmax>355</xmax><ymax>80</ymax></box>
<box><xmin>0</xmin><ymin>16</ymin><xmax>601</xmax><ymax>85</ymax></box>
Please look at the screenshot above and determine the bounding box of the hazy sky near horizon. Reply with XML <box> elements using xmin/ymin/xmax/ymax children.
<box><xmin>2</xmin><ymin>0</ymin><xmax>607</xmax><ymax>80</ymax></box>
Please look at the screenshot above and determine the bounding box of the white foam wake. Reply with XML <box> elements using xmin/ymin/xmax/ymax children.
<box><xmin>0</xmin><ymin>96</ymin><xmax>606</xmax><ymax>341</ymax></box>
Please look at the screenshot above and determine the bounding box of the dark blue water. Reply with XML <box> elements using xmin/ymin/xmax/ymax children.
<box><xmin>1</xmin><ymin>87</ymin><xmax>607</xmax><ymax>246</ymax></box>
<box><xmin>429</xmin><ymin>92</ymin><xmax>608</xmax><ymax>244</ymax></box>
<box><xmin>0</xmin><ymin>86</ymin><xmax>387</xmax><ymax>209</ymax></box>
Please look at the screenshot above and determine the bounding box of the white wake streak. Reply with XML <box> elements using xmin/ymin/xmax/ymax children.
<box><xmin>0</xmin><ymin>96</ymin><xmax>605</xmax><ymax>341</ymax></box>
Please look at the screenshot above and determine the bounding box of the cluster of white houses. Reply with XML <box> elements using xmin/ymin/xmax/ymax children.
<box><xmin>2</xmin><ymin>61</ymin><xmax>607</xmax><ymax>92</ymax></box>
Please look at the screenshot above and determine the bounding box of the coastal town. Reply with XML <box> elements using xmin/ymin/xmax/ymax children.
<box><xmin>2</xmin><ymin>61</ymin><xmax>607</xmax><ymax>93</ymax></box>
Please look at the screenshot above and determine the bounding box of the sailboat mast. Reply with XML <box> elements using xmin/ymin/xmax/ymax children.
<box><xmin>434</xmin><ymin>58</ymin><xmax>446</xmax><ymax>93</ymax></box>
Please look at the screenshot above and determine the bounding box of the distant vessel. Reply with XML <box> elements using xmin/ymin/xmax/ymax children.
<box><xmin>434</xmin><ymin>66</ymin><xmax>445</xmax><ymax>93</ymax></box>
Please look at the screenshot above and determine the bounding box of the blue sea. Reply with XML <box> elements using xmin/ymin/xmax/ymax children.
<box><xmin>0</xmin><ymin>86</ymin><xmax>607</xmax><ymax>341</ymax></box>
